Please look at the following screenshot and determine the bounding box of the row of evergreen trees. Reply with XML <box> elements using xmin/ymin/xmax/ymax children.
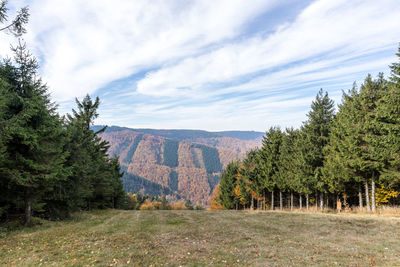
<box><xmin>0</xmin><ymin>42</ymin><xmax>126</xmax><ymax>225</ymax></box>
<box><xmin>219</xmin><ymin>47</ymin><xmax>400</xmax><ymax>212</ymax></box>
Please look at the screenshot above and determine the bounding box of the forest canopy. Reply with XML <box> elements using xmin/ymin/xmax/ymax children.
<box><xmin>218</xmin><ymin>46</ymin><xmax>400</xmax><ymax>213</ymax></box>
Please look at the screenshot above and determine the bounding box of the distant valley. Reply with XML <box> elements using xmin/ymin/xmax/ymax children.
<box><xmin>94</xmin><ymin>126</ymin><xmax>263</xmax><ymax>205</ymax></box>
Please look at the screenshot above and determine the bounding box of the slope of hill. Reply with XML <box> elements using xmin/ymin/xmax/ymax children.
<box><xmin>96</xmin><ymin>126</ymin><xmax>263</xmax><ymax>205</ymax></box>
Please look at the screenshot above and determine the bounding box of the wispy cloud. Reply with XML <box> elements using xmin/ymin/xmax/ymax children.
<box><xmin>137</xmin><ymin>0</ymin><xmax>400</xmax><ymax>97</ymax></box>
<box><xmin>1</xmin><ymin>0</ymin><xmax>399</xmax><ymax>131</ymax></box>
<box><xmin>15</xmin><ymin>0</ymin><xmax>280</xmax><ymax>101</ymax></box>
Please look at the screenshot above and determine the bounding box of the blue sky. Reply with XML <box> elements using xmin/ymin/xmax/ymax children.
<box><xmin>1</xmin><ymin>0</ymin><xmax>400</xmax><ymax>131</ymax></box>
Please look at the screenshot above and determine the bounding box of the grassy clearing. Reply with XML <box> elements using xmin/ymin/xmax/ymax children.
<box><xmin>1</xmin><ymin>210</ymin><xmax>400</xmax><ymax>266</ymax></box>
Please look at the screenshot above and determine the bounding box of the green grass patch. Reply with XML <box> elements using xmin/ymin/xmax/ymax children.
<box><xmin>1</xmin><ymin>210</ymin><xmax>400</xmax><ymax>266</ymax></box>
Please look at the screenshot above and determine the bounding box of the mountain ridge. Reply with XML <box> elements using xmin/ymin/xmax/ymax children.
<box><xmin>92</xmin><ymin>125</ymin><xmax>264</xmax><ymax>141</ymax></box>
<box><xmin>95</xmin><ymin>125</ymin><xmax>263</xmax><ymax>205</ymax></box>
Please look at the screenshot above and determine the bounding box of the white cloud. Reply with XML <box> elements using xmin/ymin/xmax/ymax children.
<box><xmin>4</xmin><ymin>0</ymin><xmax>280</xmax><ymax>101</ymax></box>
<box><xmin>1</xmin><ymin>0</ymin><xmax>399</xmax><ymax>131</ymax></box>
<box><xmin>137</xmin><ymin>0</ymin><xmax>400</xmax><ymax>97</ymax></box>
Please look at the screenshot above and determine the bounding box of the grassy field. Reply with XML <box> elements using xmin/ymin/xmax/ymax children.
<box><xmin>1</xmin><ymin>210</ymin><xmax>400</xmax><ymax>266</ymax></box>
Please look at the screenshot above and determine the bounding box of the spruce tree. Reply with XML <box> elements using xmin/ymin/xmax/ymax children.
<box><xmin>278</xmin><ymin>128</ymin><xmax>300</xmax><ymax>210</ymax></box>
<box><xmin>62</xmin><ymin>95</ymin><xmax>124</xmax><ymax>212</ymax></box>
<box><xmin>0</xmin><ymin>43</ymin><xmax>67</xmax><ymax>225</ymax></box>
<box><xmin>219</xmin><ymin>161</ymin><xmax>240</xmax><ymax>209</ymax></box>
<box><xmin>301</xmin><ymin>89</ymin><xmax>335</xmax><ymax>209</ymax></box>
<box><xmin>0</xmin><ymin>0</ymin><xmax>29</xmax><ymax>37</ymax></box>
<box><xmin>376</xmin><ymin>46</ymin><xmax>400</xmax><ymax>189</ymax></box>
<box><xmin>258</xmin><ymin>127</ymin><xmax>284</xmax><ymax>210</ymax></box>
<box><xmin>241</xmin><ymin>149</ymin><xmax>260</xmax><ymax>210</ymax></box>
<box><xmin>325</xmin><ymin>75</ymin><xmax>387</xmax><ymax>212</ymax></box>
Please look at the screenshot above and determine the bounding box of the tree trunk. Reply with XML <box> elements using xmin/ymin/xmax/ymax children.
<box><xmin>263</xmin><ymin>191</ymin><xmax>266</xmax><ymax>211</ymax></box>
<box><xmin>358</xmin><ymin>183</ymin><xmax>363</xmax><ymax>210</ymax></box>
<box><xmin>271</xmin><ymin>190</ymin><xmax>274</xmax><ymax>210</ymax></box>
<box><xmin>320</xmin><ymin>192</ymin><xmax>324</xmax><ymax>211</ymax></box>
<box><xmin>251</xmin><ymin>196</ymin><xmax>254</xmax><ymax>210</ymax></box>
<box><xmin>299</xmin><ymin>194</ymin><xmax>302</xmax><ymax>210</ymax></box>
<box><xmin>287</xmin><ymin>194</ymin><xmax>290</xmax><ymax>209</ymax></box>
<box><xmin>326</xmin><ymin>194</ymin><xmax>329</xmax><ymax>209</ymax></box>
<box><xmin>315</xmin><ymin>192</ymin><xmax>318</xmax><ymax>210</ymax></box>
<box><xmin>371</xmin><ymin>175</ymin><xmax>376</xmax><ymax>213</ymax></box>
<box><xmin>365</xmin><ymin>180</ymin><xmax>371</xmax><ymax>212</ymax></box>
<box><xmin>290</xmin><ymin>191</ymin><xmax>293</xmax><ymax>211</ymax></box>
<box><xmin>306</xmin><ymin>194</ymin><xmax>309</xmax><ymax>210</ymax></box>
<box><xmin>24</xmin><ymin>191</ymin><xmax>32</xmax><ymax>226</ymax></box>
<box><xmin>236</xmin><ymin>203</ymin><xmax>238</xmax><ymax>211</ymax></box>
<box><xmin>279</xmin><ymin>190</ymin><xmax>283</xmax><ymax>210</ymax></box>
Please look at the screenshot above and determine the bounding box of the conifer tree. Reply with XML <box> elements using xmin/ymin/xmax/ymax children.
<box><xmin>219</xmin><ymin>161</ymin><xmax>240</xmax><ymax>209</ymax></box>
<box><xmin>324</xmin><ymin>85</ymin><xmax>363</xmax><ymax>208</ymax></box>
<box><xmin>325</xmin><ymin>75</ymin><xmax>387</xmax><ymax>212</ymax></box>
<box><xmin>376</xmin><ymin>46</ymin><xmax>400</xmax><ymax>190</ymax></box>
<box><xmin>300</xmin><ymin>89</ymin><xmax>335</xmax><ymax>209</ymax></box>
<box><xmin>0</xmin><ymin>43</ymin><xmax>67</xmax><ymax>225</ymax></box>
<box><xmin>234</xmin><ymin>164</ymin><xmax>251</xmax><ymax>209</ymax></box>
<box><xmin>258</xmin><ymin>127</ymin><xmax>284</xmax><ymax>210</ymax></box>
<box><xmin>240</xmin><ymin>149</ymin><xmax>261</xmax><ymax>210</ymax></box>
<box><xmin>0</xmin><ymin>0</ymin><xmax>29</xmax><ymax>37</ymax></box>
<box><xmin>278</xmin><ymin>128</ymin><xmax>300</xmax><ymax>210</ymax></box>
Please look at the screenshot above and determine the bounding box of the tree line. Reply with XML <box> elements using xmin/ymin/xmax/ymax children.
<box><xmin>0</xmin><ymin>3</ymin><xmax>125</xmax><ymax>225</ymax></box>
<box><xmin>218</xmin><ymin>47</ymin><xmax>400</xmax><ymax>213</ymax></box>
<box><xmin>127</xmin><ymin>194</ymin><xmax>203</xmax><ymax>211</ymax></box>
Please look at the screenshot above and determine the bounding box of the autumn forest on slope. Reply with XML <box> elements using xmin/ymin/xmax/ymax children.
<box><xmin>94</xmin><ymin>126</ymin><xmax>263</xmax><ymax>206</ymax></box>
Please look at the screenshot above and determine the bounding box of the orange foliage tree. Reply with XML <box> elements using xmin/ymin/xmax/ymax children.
<box><xmin>210</xmin><ymin>184</ymin><xmax>224</xmax><ymax>210</ymax></box>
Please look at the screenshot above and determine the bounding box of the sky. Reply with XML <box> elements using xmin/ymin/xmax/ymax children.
<box><xmin>1</xmin><ymin>0</ymin><xmax>400</xmax><ymax>131</ymax></box>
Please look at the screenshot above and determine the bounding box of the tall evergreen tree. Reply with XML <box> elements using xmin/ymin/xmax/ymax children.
<box><xmin>258</xmin><ymin>127</ymin><xmax>284</xmax><ymax>210</ymax></box>
<box><xmin>0</xmin><ymin>43</ymin><xmax>67</xmax><ymax>225</ymax></box>
<box><xmin>55</xmin><ymin>95</ymin><xmax>126</xmax><ymax>214</ymax></box>
<box><xmin>278</xmin><ymin>128</ymin><xmax>300</xmax><ymax>210</ymax></box>
<box><xmin>219</xmin><ymin>161</ymin><xmax>240</xmax><ymax>209</ymax></box>
<box><xmin>376</xmin><ymin>46</ymin><xmax>400</xmax><ymax>190</ymax></box>
<box><xmin>241</xmin><ymin>149</ymin><xmax>260</xmax><ymax>210</ymax></box>
<box><xmin>325</xmin><ymin>75</ymin><xmax>387</xmax><ymax>212</ymax></box>
<box><xmin>301</xmin><ymin>89</ymin><xmax>335</xmax><ymax>209</ymax></box>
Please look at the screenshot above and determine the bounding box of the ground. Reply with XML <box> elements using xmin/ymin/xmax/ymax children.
<box><xmin>1</xmin><ymin>209</ymin><xmax>400</xmax><ymax>266</ymax></box>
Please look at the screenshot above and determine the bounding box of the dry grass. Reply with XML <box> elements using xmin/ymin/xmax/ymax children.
<box><xmin>1</xmin><ymin>209</ymin><xmax>400</xmax><ymax>266</ymax></box>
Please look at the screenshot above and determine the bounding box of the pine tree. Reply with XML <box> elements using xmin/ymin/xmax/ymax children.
<box><xmin>278</xmin><ymin>128</ymin><xmax>300</xmax><ymax>210</ymax></box>
<box><xmin>325</xmin><ymin>75</ymin><xmax>387</xmax><ymax>212</ymax></box>
<box><xmin>258</xmin><ymin>127</ymin><xmax>284</xmax><ymax>210</ymax></box>
<box><xmin>45</xmin><ymin>95</ymin><xmax>126</xmax><ymax>217</ymax></box>
<box><xmin>301</xmin><ymin>89</ymin><xmax>335</xmax><ymax>209</ymax></box>
<box><xmin>0</xmin><ymin>43</ymin><xmax>67</xmax><ymax>225</ymax></box>
<box><xmin>219</xmin><ymin>161</ymin><xmax>240</xmax><ymax>209</ymax></box>
<box><xmin>241</xmin><ymin>149</ymin><xmax>260</xmax><ymax>210</ymax></box>
<box><xmin>376</xmin><ymin>45</ymin><xmax>400</xmax><ymax>190</ymax></box>
<box><xmin>0</xmin><ymin>63</ymin><xmax>12</xmax><ymax>219</ymax></box>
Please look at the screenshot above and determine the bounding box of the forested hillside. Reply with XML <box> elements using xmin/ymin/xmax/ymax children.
<box><xmin>218</xmin><ymin>47</ymin><xmax>400</xmax><ymax>213</ymax></box>
<box><xmin>97</xmin><ymin>127</ymin><xmax>262</xmax><ymax>205</ymax></box>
